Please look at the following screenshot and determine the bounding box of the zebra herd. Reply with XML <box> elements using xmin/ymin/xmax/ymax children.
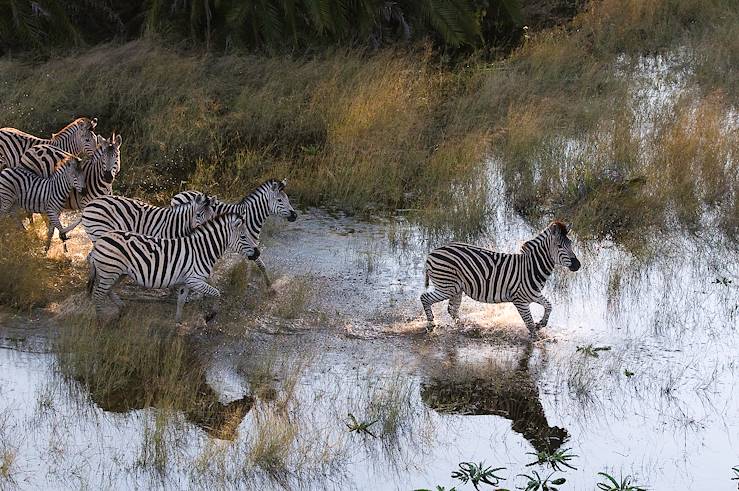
<box><xmin>0</xmin><ymin>117</ymin><xmax>297</xmax><ymax>323</ymax></box>
<box><xmin>0</xmin><ymin>117</ymin><xmax>580</xmax><ymax>335</ymax></box>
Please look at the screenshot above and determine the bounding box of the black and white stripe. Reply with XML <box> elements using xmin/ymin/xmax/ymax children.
<box><xmin>82</xmin><ymin>194</ymin><xmax>215</xmax><ymax>245</ymax></box>
<box><xmin>0</xmin><ymin>159</ymin><xmax>86</xmax><ymax>251</ymax></box>
<box><xmin>19</xmin><ymin>132</ymin><xmax>122</xmax><ymax>210</ymax></box>
<box><xmin>0</xmin><ymin>118</ymin><xmax>98</xmax><ymax>169</ymax></box>
<box><xmin>171</xmin><ymin>179</ymin><xmax>297</xmax><ymax>288</ymax></box>
<box><xmin>87</xmin><ymin>213</ymin><xmax>260</xmax><ymax>322</ymax></box>
<box><xmin>421</xmin><ymin>221</ymin><xmax>581</xmax><ymax>335</ymax></box>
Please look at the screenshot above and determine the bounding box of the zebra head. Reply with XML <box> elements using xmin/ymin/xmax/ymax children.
<box><xmin>65</xmin><ymin>158</ymin><xmax>86</xmax><ymax>193</ymax></box>
<box><xmin>234</xmin><ymin>216</ymin><xmax>260</xmax><ymax>261</ymax></box>
<box><xmin>191</xmin><ymin>194</ymin><xmax>216</xmax><ymax>229</ymax></box>
<box><xmin>79</xmin><ymin>117</ymin><xmax>99</xmax><ymax>156</ymax></box>
<box><xmin>269</xmin><ymin>179</ymin><xmax>298</xmax><ymax>222</ymax></box>
<box><xmin>547</xmin><ymin>221</ymin><xmax>580</xmax><ymax>272</ymax></box>
<box><xmin>97</xmin><ymin>132</ymin><xmax>122</xmax><ymax>184</ymax></box>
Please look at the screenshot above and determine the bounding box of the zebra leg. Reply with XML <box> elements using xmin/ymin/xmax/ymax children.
<box><xmin>254</xmin><ymin>257</ymin><xmax>275</xmax><ymax>294</ymax></box>
<box><xmin>186</xmin><ymin>280</ymin><xmax>221</xmax><ymax>323</ymax></box>
<box><xmin>447</xmin><ymin>293</ymin><xmax>462</xmax><ymax>322</ymax></box>
<box><xmin>420</xmin><ymin>290</ymin><xmax>452</xmax><ymax>331</ymax></box>
<box><xmin>513</xmin><ymin>300</ymin><xmax>538</xmax><ymax>336</ymax></box>
<box><xmin>92</xmin><ymin>271</ymin><xmax>123</xmax><ymax>323</ymax></box>
<box><xmin>175</xmin><ymin>286</ymin><xmax>190</xmax><ymax>324</ymax></box>
<box><xmin>534</xmin><ymin>294</ymin><xmax>552</xmax><ymax>328</ymax></box>
<box><xmin>46</xmin><ymin>211</ymin><xmax>66</xmax><ymax>252</ymax></box>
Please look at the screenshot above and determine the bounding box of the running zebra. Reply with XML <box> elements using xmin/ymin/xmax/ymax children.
<box><xmin>82</xmin><ymin>194</ymin><xmax>215</xmax><ymax>245</ymax></box>
<box><xmin>421</xmin><ymin>221</ymin><xmax>581</xmax><ymax>335</ymax></box>
<box><xmin>19</xmin><ymin>132</ymin><xmax>122</xmax><ymax>209</ymax></box>
<box><xmin>170</xmin><ymin>179</ymin><xmax>298</xmax><ymax>289</ymax></box>
<box><xmin>0</xmin><ymin>159</ymin><xmax>86</xmax><ymax>251</ymax></box>
<box><xmin>0</xmin><ymin>117</ymin><xmax>98</xmax><ymax>169</ymax></box>
<box><xmin>87</xmin><ymin>213</ymin><xmax>260</xmax><ymax>323</ymax></box>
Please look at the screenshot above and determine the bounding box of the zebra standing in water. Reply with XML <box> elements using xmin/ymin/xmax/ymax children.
<box><xmin>0</xmin><ymin>159</ymin><xmax>86</xmax><ymax>251</ymax></box>
<box><xmin>170</xmin><ymin>179</ymin><xmax>298</xmax><ymax>290</ymax></box>
<box><xmin>87</xmin><ymin>214</ymin><xmax>260</xmax><ymax>323</ymax></box>
<box><xmin>0</xmin><ymin>118</ymin><xmax>98</xmax><ymax>169</ymax></box>
<box><xmin>81</xmin><ymin>194</ymin><xmax>216</xmax><ymax>245</ymax></box>
<box><xmin>19</xmin><ymin>133</ymin><xmax>122</xmax><ymax>209</ymax></box>
<box><xmin>421</xmin><ymin>221</ymin><xmax>581</xmax><ymax>336</ymax></box>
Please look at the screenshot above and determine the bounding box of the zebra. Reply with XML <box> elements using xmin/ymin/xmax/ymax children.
<box><xmin>0</xmin><ymin>158</ymin><xmax>86</xmax><ymax>251</ymax></box>
<box><xmin>421</xmin><ymin>221</ymin><xmax>581</xmax><ymax>335</ymax></box>
<box><xmin>0</xmin><ymin>117</ymin><xmax>98</xmax><ymax>169</ymax></box>
<box><xmin>170</xmin><ymin>179</ymin><xmax>298</xmax><ymax>290</ymax></box>
<box><xmin>81</xmin><ymin>194</ymin><xmax>216</xmax><ymax>246</ymax></box>
<box><xmin>87</xmin><ymin>213</ymin><xmax>260</xmax><ymax>323</ymax></box>
<box><xmin>19</xmin><ymin>133</ymin><xmax>122</xmax><ymax>218</ymax></box>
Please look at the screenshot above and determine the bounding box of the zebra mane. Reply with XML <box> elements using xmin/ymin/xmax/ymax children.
<box><xmin>236</xmin><ymin>179</ymin><xmax>282</xmax><ymax>206</ymax></box>
<box><xmin>52</xmin><ymin>118</ymin><xmax>94</xmax><ymax>138</ymax></box>
<box><xmin>192</xmin><ymin>213</ymin><xmax>241</xmax><ymax>235</ymax></box>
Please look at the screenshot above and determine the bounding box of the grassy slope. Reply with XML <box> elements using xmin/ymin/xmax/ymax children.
<box><xmin>0</xmin><ymin>0</ymin><xmax>736</xmax><ymax>247</ymax></box>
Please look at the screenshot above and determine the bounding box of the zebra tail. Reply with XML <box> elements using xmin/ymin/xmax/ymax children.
<box><xmin>86</xmin><ymin>255</ymin><xmax>96</xmax><ymax>296</ymax></box>
<box><xmin>424</xmin><ymin>268</ymin><xmax>429</xmax><ymax>289</ymax></box>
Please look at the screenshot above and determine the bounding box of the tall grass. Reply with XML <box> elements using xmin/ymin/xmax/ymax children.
<box><xmin>0</xmin><ymin>0</ymin><xmax>735</xmax><ymax>244</ymax></box>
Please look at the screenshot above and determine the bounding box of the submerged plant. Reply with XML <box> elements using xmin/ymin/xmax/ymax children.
<box><xmin>345</xmin><ymin>413</ymin><xmax>378</xmax><ymax>437</ymax></box>
<box><xmin>624</xmin><ymin>369</ymin><xmax>635</xmax><ymax>377</ymax></box>
<box><xmin>414</xmin><ymin>487</ymin><xmax>458</xmax><ymax>491</ymax></box>
<box><xmin>576</xmin><ymin>345</ymin><xmax>612</xmax><ymax>358</ymax></box>
<box><xmin>526</xmin><ymin>448</ymin><xmax>577</xmax><ymax>471</ymax></box>
<box><xmin>517</xmin><ymin>471</ymin><xmax>565</xmax><ymax>491</ymax></box>
<box><xmin>451</xmin><ymin>461</ymin><xmax>506</xmax><ymax>490</ymax></box>
<box><xmin>596</xmin><ymin>472</ymin><xmax>647</xmax><ymax>491</ymax></box>
<box><xmin>732</xmin><ymin>465</ymin><xmax>739</xmax><ymax>482</ymax></box>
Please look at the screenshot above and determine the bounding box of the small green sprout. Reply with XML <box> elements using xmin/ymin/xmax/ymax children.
<box><xmin>526</xmin><ymin>448</ymin><xmax>577</xmax><ymax>471</ymax></box>
<box><xmin>345</xmin><ymin>413</ymin><xmax>378</xmax><ymax>437</ymax></box>
<box><xmin>451</xmin><ymin>461</ymin><xmax>506</xmax><ymax>490</ymax></box>
<box><xmin>596</xmin><ymin>472</ymin><xmax>647</xmax><ymax>491</ymax></box>
<box><xmin>576</xmin><ymin>344</ymin><xmax>612</xmax><ymax>357</ymax></box>
<box><xmin>517</xmin><ymin>471</ymin><xmax>565</xmax><ymax>491</ymax></box>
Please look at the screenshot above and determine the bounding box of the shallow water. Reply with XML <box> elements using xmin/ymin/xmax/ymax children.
<box><xmin>1</xmin><ymin>194</ymin><xmax>738</xmax><ymax>490</ymax></box>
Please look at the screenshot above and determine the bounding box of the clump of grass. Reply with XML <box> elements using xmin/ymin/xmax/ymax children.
<box><xmin>345</xmin><ymin>413</ymin><xmax>378</xmax><ymax>437</ymax></box>
<box><xmin>272</xmin><ymin>276</ymin><xmax>313</xmax><ymax>320</ymax></box>
<box><xmin>517</xmin><ymin>470</ymin><xmax>566</xmax><ymax>491</ymax></box>
<box><xmin>0</xmin><ymin>448</ymin><xmax>15</xmax><ymax>481</ymax></box>
<box><xmin>526</xmin><ymin>447</ymin><xmax>578</xmax><ymax>471</ymax></box>
<box><xmin>596</xmin><ymin>472</ymin><xmax>647</xmax><ymax>491</ymax></box>
<box><xmin>248</xmin><ymin>406</ymin><xmax>298</xmax><ymax>477</ymax></box>
<box><xmin>451</xmin><ymin>461</ymin><xmax>506</xmax><ymax>490</ymax></box>
<box><xmin>0</xmin><ymin>217</ymin><xmax>53</xmax><ymax>309</ymax></box>
<box><xmin>576</xmin><ymin>345</ymin><xmax>612</xmax><ymax>358</ymax></box>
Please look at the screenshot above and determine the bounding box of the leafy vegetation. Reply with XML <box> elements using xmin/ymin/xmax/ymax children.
<box><xmin>596</xmin><ymin>472</ymin><xmax>647</xmax><ymax>491</ymax></box>
<box><xmin>576</xmin><ymin>345</ymin><xmax>612</xmax><ymax>358</ymax></box>
<box><xmin>345</xmin><ymin>413</ymin><xmax>378</xmax><ymax>437</ymax></box>
<box><xmin>451</xmin><ymin>461</ymin><xmax>506</xmax><ymax>490</ymax></box>
<box><xmin>517</xmin><ymin>471</ymin><xmax>565</xmax><ymax>491</ymax></box>
<box><xmin>0</xmin><ymin>0</ymin><xmax>526</xmax><ymax>54</ymax></box>
<box><xmin>526</xmin><ymin>448</ymin><xmax>577</xmax><ymax>472</ymax></box>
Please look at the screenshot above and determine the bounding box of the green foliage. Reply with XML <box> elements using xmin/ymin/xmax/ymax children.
<box><xmin>516</xmin><ymin>471</ymin><xmax>565</xmax><ymax>491</ymax></box>
<box><xmin>596</xmin><ymin>472</ymin><xmax>647</xmax><ymax>491</ymax></box>
<box><xmin>451</xmin><ymin>461</ymin><xmax>506</xmax><ymax>490</ymax></box>
<box><xmin>345</xmin><ymin>413</ymin><xmax>378</xmax><ymax>437</ymax></box>
<box><xmin>576</xmin><ymin>345</ymin><xmax>612</xmax><ymax>358</ymax></box>
<box><xmin>0</xmin><ymin>0</ymin><xmax>525</xmax><ymax>54</ymax></box>
<box><xmin>526</xmin><ymin>448</ymin><xmax>577</xmax><ymax>472</ymax></box>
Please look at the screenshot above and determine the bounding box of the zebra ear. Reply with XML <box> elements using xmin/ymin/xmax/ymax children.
<box><xmin>280</xmin><ymin>178</ymin><xmax>287</xmax><ymax>190</ymax></box>
<box><xmin>114</xmin><ymin>133</ymin><xmax>122</xmax><ymax>147</ymax></box>
<box><xmin>90</xmin><ymin>117</ymin><xmax>98</xmax><ymax>129</ymax></box>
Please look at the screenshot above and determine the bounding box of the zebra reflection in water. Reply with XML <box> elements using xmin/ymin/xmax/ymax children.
<box><xmin>420</xmin><ymin>344</ymin><xmax>567</xmax><ymax>453</ymax></box>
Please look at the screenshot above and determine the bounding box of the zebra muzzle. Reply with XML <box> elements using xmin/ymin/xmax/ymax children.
<box><xmin>247</xmin><ymin>247</ymin><xmax>260</xmax><ymax>261</ymax></box>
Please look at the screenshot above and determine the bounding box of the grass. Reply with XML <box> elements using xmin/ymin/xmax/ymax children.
<box><xmin>0</xmin><ymin>0</ymin><xmax>733</xmax><ymax>246</ymax></box>
<box><xmin>272</xmin><ymin>275</ymin><xmax>314</xmax><ymax>320</ymax></box>
<box><xmin>0</xmin><ymin>217</ymin><xmax>79</xmax><ymax>310</ymax></box>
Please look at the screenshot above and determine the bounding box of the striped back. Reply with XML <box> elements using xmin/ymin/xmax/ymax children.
<box><xmin>82</xmin><ymin>194</ymin><xmax>216</xmax><ymax>244</ymax></box>
<box><xmin>0</xmin><ymin>117</ymin><xmax>97</xmax><ymax>169</ymax></box>
<box><xmin>170</xmin><ymin>179</ymin><xmax>297</xmax><ymax>244</ymax></box>
<box><xmin>92</xmin><ymin>214</ymin><xmax>258</xmax><ymax>290</ymax></box>
<box><xmin>0</xmin><ymin>160</ymin><xmax>85</xmax><ymax>214</ymax></box>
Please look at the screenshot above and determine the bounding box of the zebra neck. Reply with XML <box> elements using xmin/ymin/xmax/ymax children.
<box><xmin>189</xmin><ymin>219</ymin><xmax>233</xmax><ymax>268</ymax></box>
<box><xmin>51</xmin><ymin>132</ymin><xmax>78</xmax><ymax>154</ymax></box>
<box><xmin>524</xmin><ymin>241</ymin><xmax>554</xmax><ymax>287</ymax></box>
<box><xmin>235</xmin><ymin>191</ymin><xmax>270</xmax><ymax>243</ymax></box>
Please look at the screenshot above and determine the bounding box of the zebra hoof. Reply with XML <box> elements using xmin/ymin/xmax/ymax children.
<box><xmin>425</xmin><ymin>321</ymin><xmax>435</xmax><ymax>333</ymax></box>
